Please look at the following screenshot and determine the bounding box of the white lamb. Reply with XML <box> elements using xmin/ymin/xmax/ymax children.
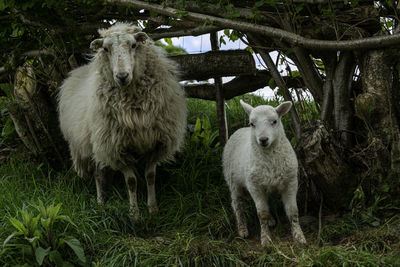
<box><xmin>58</xmin><ymin>23</ymin><xmax>187</xmax><ymax>219</ymax></box>
<box><xmin>223</xmin><ymin>100</ymin><xmax>306</xmax><ymax>245</ymax></box>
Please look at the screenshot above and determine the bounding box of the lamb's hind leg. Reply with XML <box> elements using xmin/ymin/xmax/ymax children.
<box><xmin>122</xmin><ymin>168</ymin><xmax>140</xmax><ymax>220</ymax></box>
<box><xmin>281</xmin><ymin>185</ymin><xmax>306</xmax><ymax>244</ymax></box>
<box><xmin>230</xmin><ymin>186</ymin><xmax>248</xmax><ymax>238</ymax></box>
<box><xmin>145</xmin><ymin>162</ymin><xmax>158</xmax><ymax>215</ymax></box>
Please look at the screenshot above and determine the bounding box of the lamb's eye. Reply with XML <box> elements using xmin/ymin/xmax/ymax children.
<box><xmin>131</xmin><ymin>43</ymin><xmax>137</xmax><ymax>49</ymax></box>
<box><xmin>250</xmin><ymin>122</ymin><xmax>255</xmax><ymax>128</ymax></box>
<box><xmin>272</xmin><ymin>120</ymin><xmax>277</xmax><ymax>125</ymax></box>
<box><xmin>103</xmin><ymin>47</ymin><xmax>109</xmax><ymax>52</ymax></box>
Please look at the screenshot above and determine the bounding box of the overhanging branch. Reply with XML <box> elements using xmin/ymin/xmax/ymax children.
<box><xmin>109</xmin><ymin>0</ymin><xmax>400</xmax><ymax>50</ymax></box>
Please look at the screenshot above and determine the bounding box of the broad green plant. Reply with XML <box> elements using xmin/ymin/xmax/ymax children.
<box><xmin>1</xmin><ymin>200</ymin><xmax>86</xmax><ymax>266</ymax></box>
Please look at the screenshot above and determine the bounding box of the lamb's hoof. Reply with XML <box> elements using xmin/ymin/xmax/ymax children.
<box><xmin>268</xmin><ymin>217</ymin><xmax>276</xmax><ymax>227</ymax></box>
<box><xmin>148</xmin><ymin>205</ymin><xmax>159</xmax><ymax>215</ymax></box>
<box><xmin>238</xmin><ymin>227</ymin><xmax>249</xmax><ymax>238</ymax></box>
<box><xmin>129</xmin><ymin>207</ymin><xmax>140</xmax><ymax>221</ymax></box>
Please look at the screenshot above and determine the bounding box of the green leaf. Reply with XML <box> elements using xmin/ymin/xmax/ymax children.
<box><xmin>2</xmin><ymin>231</ymin><xmax>18</xmax><ymax>247</ymax></box>
<box><xmin>255</xmin><ymin>0</ymin><xmax>265</xmax><ymax>8</ymax></box>
<box><xmin>268</xmin><ymin>78</ymin><xmax>276</xmax><ymax>90</ymax></box>
<box><xmin>164</xmin><ymin>38</ymin><xmax>173</xmax><ymax>46</ymax></box>
<box><xmin>63</xmin><ymin>236</ymin><xmax>86</xmax><ymax>263</ymax></box>
<box><xmin>202</xmin><ymin>116</ymin><xmax>211</xmax><ymax>131</ymax></box>
<box><xmin>9</xmin><ymin>217</ymin><xmax>27</xmax><ymax>234</ymax></box>
<box><xmin>194</xmin><ymin>118</ymin><xmax>201</xmax><ymax>134</ymax></box>
<box><xmin>35</xmin><ymin>247</ymin><xmax>50</xmax><ymax>265</ymax></box>
<box><xmin>41</xmin><ymin>218</ymin><xmax>51</xmax><ymax>230</ymax></box>
<box><xmin>49</xmin><ymin>250</ymin><xmax>63</xmax><ymax>266</ymax></box>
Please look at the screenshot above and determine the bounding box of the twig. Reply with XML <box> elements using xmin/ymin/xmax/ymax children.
<box><xmin>317</xmin><ymin>194</ymin><xmax>323</xmax><ymax>246</ymax></box>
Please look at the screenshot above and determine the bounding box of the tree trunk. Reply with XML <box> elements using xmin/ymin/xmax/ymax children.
<box><xmin>296</xmin><ymin>121</ymin><xmax>359</xmax><ymax>210</ymax></box>
<box><xmin>355</xmin><ymin>49</ymin><xmax>400</xmax><ymax>175</ymax></box>
<box><xmin>10</xmin><ymin>64</ymin><xmax>69</xmax><ymax>170</ymax></box>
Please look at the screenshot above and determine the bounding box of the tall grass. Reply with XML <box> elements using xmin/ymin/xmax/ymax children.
<box><xmin>0</xmin><ymin>94</ymin><xmax>399</xmax><ymax>266</ymax></box>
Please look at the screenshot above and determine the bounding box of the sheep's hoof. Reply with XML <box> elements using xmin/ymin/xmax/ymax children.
<box><xmin>238</xmin><ymin>227</ymin><xmax>249</xmax><ymax>238</ymax></box>
<box><xmin>268</xmin><ymin>217</ymin><xmax>276</xmax><ymax>227</ymax></box>
<box><xmin>261</xmin><ymin>235</ymin><xmax>272</xmax><ymax>246</ymax></box>
<box><xmin>293</xmin><ymin>230</ymin><xmax>307</xmax><ymax>245</ymax></box>
<box><xmin>148</xmin><ymin>205</ymin><xmax>159</xmax><ymax>215</ymax></box>
<box><xmin>97</xmin><ymin>197</ymin><xmax>104</xmax><ymax>206</ymax></box>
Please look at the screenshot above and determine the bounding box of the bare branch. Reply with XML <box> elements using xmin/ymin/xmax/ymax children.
<box><xmin>249</xmin><ymin>34</ymin><xmax>302</xmax><ymax>139</ymax></box>
<box><xmin>184</xmin><ymin>70</ymin><xmax>303</xmax><ymax>100</ymax></box>
<box><xmin>170</xmin><ymin>50</ymin><xmax>256</xmax><ymax>81</ymax></box>
<box><xmin>151</xmin><ymin>25</ymin><xmax>221</xmax><ymax>40</ymax></box>
<box><xmin>109</xmin><ymin>0</ymin><xmax>400</xmax><ymax>50</ymax></box>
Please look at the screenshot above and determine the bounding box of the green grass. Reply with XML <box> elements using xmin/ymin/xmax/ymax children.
<box><xmin>0</xmin><ymin>95</ymin><xmax>399</xmax><ymax>266</ymax></box>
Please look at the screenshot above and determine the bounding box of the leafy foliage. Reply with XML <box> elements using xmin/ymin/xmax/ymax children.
<box><xmin>1</xmin><ymin>201</ymin><xmax>86</xmax><ymax>266</ymax></box>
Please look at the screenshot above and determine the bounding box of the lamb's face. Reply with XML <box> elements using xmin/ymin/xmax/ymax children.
<box><xmin>90</xmin><ymin>31</ymin><xmax>148</xmax><ymax>87</ymax></box>
<box><xmin>240</xmin><ymin>100</ymin><xmax>292</xmax><ymax>148</ymax></box>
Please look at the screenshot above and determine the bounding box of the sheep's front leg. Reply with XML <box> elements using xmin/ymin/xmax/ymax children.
<box><xmin>230</xmin><ymin>186</ymin><xmax>248</xmax><ymax>238</ymax></box>
<box><xmin>281</xmin><ymin>186</ymin><xmax>307</xmax><ymax>245</ymax></box>
<box><xmin>248</xmin><ymin>185</ymin><xmax>273</xmax><ymax>246</ymax></box>
<box><xmin>122</xmin><ymin>168</ymin><xmax>140</xmax><ymax>220</ymax></box>
<box><xmin>145</xmin><ymin>162</ymin><xmax>158</xmax><ymax>214</ymax></box>
<box><xmin>94</xmin><ymin>167</ymin><xmax>105</xmax><ymax>206</ymax></box>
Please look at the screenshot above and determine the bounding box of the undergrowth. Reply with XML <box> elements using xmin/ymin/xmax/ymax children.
<box><xmin>0</xmin><ymin>95</ymin><xmax>399</xmax><ymax>266</ymax></box>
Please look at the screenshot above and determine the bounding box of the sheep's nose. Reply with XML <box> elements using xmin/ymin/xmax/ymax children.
<box><xmin>116</xmin><ymin>72</ymin><xmax>129</xmax><ymax>84</ymax></box>
<box><xmin>259</xmin><ymin>137</ymin><xmax>269</xmax><ymax>147</ymax></box>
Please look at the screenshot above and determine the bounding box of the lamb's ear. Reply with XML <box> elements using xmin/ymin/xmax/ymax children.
<box><xmin>90</xmin><ymin>39</ymin><xmax>104</xmax><ymax>51</ymax></box>
<box><xmin>240</xmin><ymin>100</ymin><xmax>253</xmax><ymax>116</ymax></box>
<box><xmin>275</xmin><ymin>101</ymin><xmax>292</xmax><ymax>117</ymax></box>
<box><xmin>134</xmin><ymin>32</ymin><xmax>148</xmax><ymax>44</ymax></box>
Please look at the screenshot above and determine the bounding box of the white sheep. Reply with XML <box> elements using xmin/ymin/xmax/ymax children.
<box><xmin>223</xmin><ymin>100</ymin><xmax>306</xmax><ymax>245</ymax></box>
<box><xmin>58</xmin><ymin>23</ymin><xmax>187</xmax><ymax>219</ymax></box>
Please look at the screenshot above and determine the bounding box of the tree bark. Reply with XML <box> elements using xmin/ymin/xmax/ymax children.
<box><xmin>333</xmin><ymin>51</ymin><xmax>356</xmax><ymax>146</ymax></box>
<box><xmin>210</xmin><ymin>32</ymin><xmax>228</xmax><ymax>145</ymax></box>
<box><xmin>10</xmin><ymin>65</ymin><xmax>69</xmax><ymax>170</ymax></box>
<box><xmin>355</xmin><ymin>50</ymin><xmax>400</xmax><ymax>173</ymax></box>
<box><xmin>170</xmin><ymin>50</ymin><xmax>256</xmax><ymax>81</ymax></box>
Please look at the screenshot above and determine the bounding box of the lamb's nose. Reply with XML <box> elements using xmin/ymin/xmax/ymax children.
<box><xmin>116</xmin><ymin>72</ymin><xmax>129</xmax><ymax>84</ymax></box>
<box><xmin>260</xmin><ymin>138</ymin><xmax>269</xmax><ymax>147</ymax></box>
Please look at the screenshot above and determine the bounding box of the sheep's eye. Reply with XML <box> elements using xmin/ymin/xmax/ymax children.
<box><xmin>131</xmin><ymin>43</ymin><xmax>137</xmax><ymax>49</ymax></box>
<box><xmin>250</xmin><ymin>122</ymin><xmax>255</xmax><ymax>128</ymax></box>
<box><xmin>103</xmin><ymin>47</ymin><xmax>109</xmax><ymax>52</ymax></box>
<box><xmin>272</xmin><ymin>120</ymin><xmax>277</xmax><ymax>125</ymax></box>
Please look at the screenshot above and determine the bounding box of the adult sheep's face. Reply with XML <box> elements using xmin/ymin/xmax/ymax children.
<box><xmin>240</xmin><ymin>100</ymin><xmax>292</xmax><ymax>148</ymax></box>
<box><xmin>90</xmin><ymin>31</ymin><xmax>148</xmax><ymax>87</ymax></box>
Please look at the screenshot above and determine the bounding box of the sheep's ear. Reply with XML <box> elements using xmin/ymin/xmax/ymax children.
<box><xmin>134</xmin><ymin>32</ymin><xmax>148</xmax><ymax>44</ymax></box>
<box><xmin>240</xmin><ymin>100</ymin><xmax>253</xmax><ymax>116</ymax></box>
<box><xmin>90</xmin><ymin>39</ymin><xmax>104</xmax><ymax>51</ymax></box>
<box><xmin>275</xmin><ymin>101</ymin><xmax>292</xmax><ymax>117</ymax></box>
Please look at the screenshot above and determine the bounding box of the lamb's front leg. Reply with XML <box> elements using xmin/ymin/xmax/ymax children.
<box><xmin>145</xmin><ymin>162</ymin><xmax>158</xmax><ymax>215</ymax></box>
<box><xmin>248</xmin><ymin>185</ymin><xmax>273</xmax><ymax>246</ymax></box>
<box><xmin>122</xmin><ymin>168</ymin><xmax>140</xmax><ymax>220</ymax></box>
<box><xmin>281</xmin><ymin>185</ymin><xmax>307</xmax><ymax>245</ymax></box>
<box><xmin>230</xmin><ymin>186</ymin><xmax>248</xmax><ymax>239</ymax></box>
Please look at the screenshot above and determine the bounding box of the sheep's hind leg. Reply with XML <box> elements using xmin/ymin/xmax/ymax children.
<box><xmin>94</xmin><ymin>167</ymin><xmax>105</xmax><ymax>206</ymax></box>
<box><xmin>145</xmin><ymin>162</ymin><xmax>158</xmax><ymax>215</ymax></box>
<box><xmin>122</xmin><ymin>168</ymin><xmax>140</xmax><ymax>220</ymax></box>
<box><xmin>281</xmin><ymin>187</ymin><xmax>307</xmax><ymax>245</ymax></box>
<box><xmin>230</xmin><ymin>186</ymin><xmax>248</xmax><ymax>238</ymax></box>
<box><xmin>248</xmin><ymin>186</ymin><xmax>273</xmax><ymax>246</ymax></box>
